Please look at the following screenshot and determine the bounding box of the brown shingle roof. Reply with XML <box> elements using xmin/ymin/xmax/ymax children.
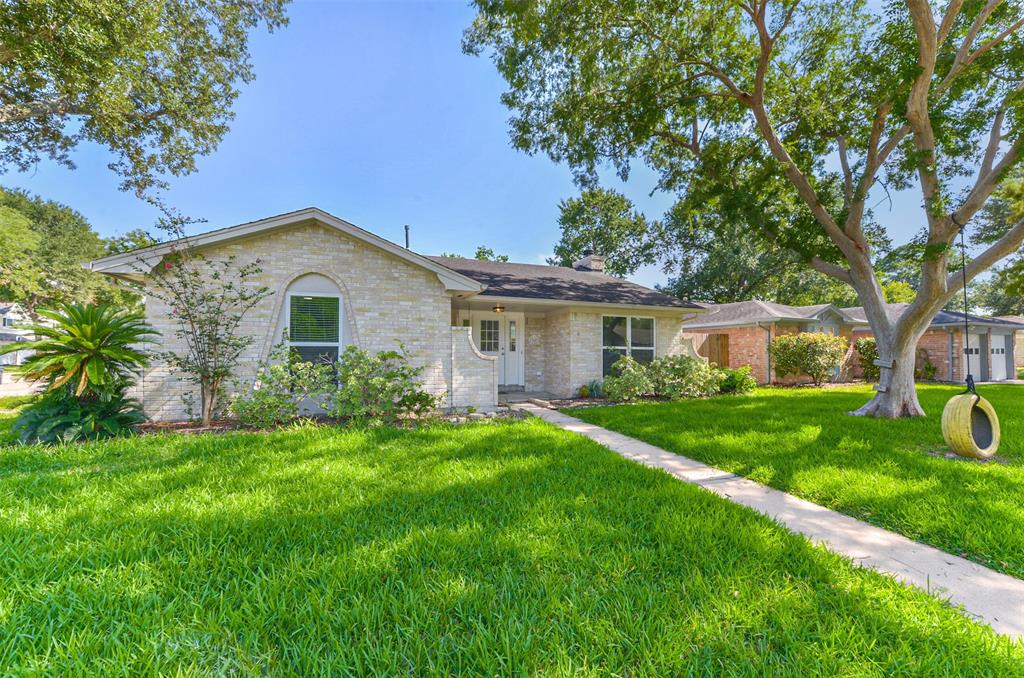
<box><xmin>426</xmin><ymin>256</ymin><xmax>699</xmax><ymax>309</ymax></box>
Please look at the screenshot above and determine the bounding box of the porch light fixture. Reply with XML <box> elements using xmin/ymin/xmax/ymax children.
<box><xmin>492</xmin><ymin>304</ymin><xmax>505</xmax><ymax>313</ymax></box>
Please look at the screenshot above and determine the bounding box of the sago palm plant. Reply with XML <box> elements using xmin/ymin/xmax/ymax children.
<box><xmin>0</xmin><ymin>304</ymin><xmax>159</xmax><ymax>443</ymax></box>
<box><xmin>1</xmin><ymin>303</ymin><xmax>158</xmax><ymax>396</ymax></box>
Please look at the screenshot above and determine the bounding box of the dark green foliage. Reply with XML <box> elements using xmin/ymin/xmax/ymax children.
<box><xmin>719</xmin><ymin>366</ymin><xmax>757</xmax><ymax>395</ymax></box>
<box><xmin>771</xmin><ymin>333</ymin><xmax>849</xmax><ymax>386</ymax></box>
<box><xmin>855</xmin><ymin>338</ymin><xmax>881</xmax><ymax>382</ymax></box>
<box><xmin>0</xmin><ymin>188</ymin><xmax>144</xmax><ymax>314</ymax></box>
<box><xmin>548</xmin><ymin>188</ymin><xmax>655</xmax><ymax>276</ymax></box>
<box><xmin>0</xmin><ymin>0</ymin><xmax>288</xmax><ymax>194</ymax></box>
<box><xmin>10</xmin><ymin>384</ymin><xmax>144</xmax><ymax>444</ymax></box>
<box><xmin>467</xmin><ymin>0</ymin><xmax>1024</xmax><ymax>415</ymax></box>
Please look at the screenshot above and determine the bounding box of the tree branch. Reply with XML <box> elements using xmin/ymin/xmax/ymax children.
<box><xmin>905</xmin><ymin>0</ymin><xmax>943</xmax><ymax>231</ymax></box>
<box><xmin>937</xmin><ymin>0</ymin><xmax>964</xmax><ymax>46</ymax></box>
<box><xmin>837</xmin><ymin>136</ymin><xmax>855</xmax><ymax>209</ymax></box>
<box><xmin>809</xmin><ymin>257</ymin><xmax>854</xmax><ymax>285</ymax></box>
<box><xmin>945</xmin><ymin>217</ymin><xmax>1024</xmax><ymax>296</ymax></box>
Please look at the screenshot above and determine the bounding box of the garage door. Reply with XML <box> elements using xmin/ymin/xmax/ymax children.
<box><xmin>966</xmin><ymin>334</ymin><xmax>983</xmax><ymax>379</ymax></box>
<box><xmin>991</xmin><ymin>335</ymin><xmax>1008</xmax><ymax>381</ymax></box>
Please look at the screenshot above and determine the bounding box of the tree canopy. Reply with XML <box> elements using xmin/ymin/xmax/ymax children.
<box><xmin>0</xmin><ymin>187</ymin><xmax>142</xmax><ymax>314</ymax></box>
<box><xmin>0</xmin><ymin>0</ymin><xmax>288</xmax><ymax>194</ymax></box>
<box><xmin>467</xmin><ymin>0</ymin><xmax>1024</xmax><ymax>416</ymax></box>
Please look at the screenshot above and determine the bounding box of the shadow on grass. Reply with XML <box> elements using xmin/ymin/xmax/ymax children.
<box><xmin>0</xmin><ymin>419</ymin><xmax>1020</xmax><ymax>673</ymax></box>
<box><xmin>572</xmin><ymin>384</ymin><xmax>1024</xmax><ymax>577</ymax></box>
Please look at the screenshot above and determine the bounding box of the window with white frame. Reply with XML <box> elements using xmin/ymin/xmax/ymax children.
<box><xmin>602</xmin><ymin>316</ymin><xmax>655</xmax><ymax>376</ymax></box>
<box><xmin>288</xmin><ymin>295</ymin><xmax>341</xmax><ymax>364</ymax></box>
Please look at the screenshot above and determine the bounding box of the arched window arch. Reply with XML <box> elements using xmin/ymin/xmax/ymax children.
<box><xmin>273</xmin><ymin>273</ymin><xmax>346</xmax><ymax>363</ymax></box>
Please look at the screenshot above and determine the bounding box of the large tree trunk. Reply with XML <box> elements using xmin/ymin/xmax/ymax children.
<box><xmin>849</xmin><ymin>332</ymin><xmax>926</xmax><ymax>418</ymax></box>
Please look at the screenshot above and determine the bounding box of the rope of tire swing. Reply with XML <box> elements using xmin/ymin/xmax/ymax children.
<box><xmin>952</xmin><ymin>215</ymin><xmax>978</xmax><ymax>398</ymax></box>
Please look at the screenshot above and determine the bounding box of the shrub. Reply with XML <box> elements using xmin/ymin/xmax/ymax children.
<box><xmin>320</xmin><ymin>345</ymin><xmax>440</xmax><ymax>425</ymax></box>
<box><xmin>854</xmin><ymin>337</ymin><xmax>880</xmax><ymax>382</ymax></box>
<box><xmin>719</xmin><ymin>366</ymin><xmax>757</xmax><ymax>395</ymax></box>
<box><xmin>230</xmin><ymin>340</ymin><xmax>335</xmax><ymax>428</ymax></box>
<box><xmin>602</xmin><ymin>356</ymin><xmax>654</xmax><ymax>403</ymax></box>
<box><xmin>914</xmin><ymin>348</ymin><xmax>938</xmax><ymax>382</ymax></box>
<box><xmin>771</xmin><ymin>332</ymin><xmax>848</xmax><ymax>386</ymax></box>
<box><xmin>0</xmin><ymin>304</ymin><xmax>156</xmax><ymax>395</ymax></box>
<box><xmin>0</xmin><ymin>304</ymin><xmax>156</xmax><ymax>443</ymax></box>
<box><xmin>11</xmin><ymin>384</ymin><xmax>145</xmax><ymax>444</ymax></box>
<box><xmin>587</xmin><ymin>378</ymin><xmax>604</xmax><ymax>399</ymax></box>
<box><xmin>577</xmin><ymin>384</ymin><xmax>590</xmax><ymax>398</ymax></box>
<box><xmin>649</xmin><ymin>355</ymin><xmax>724</xmax><ymax>399</ymax></box>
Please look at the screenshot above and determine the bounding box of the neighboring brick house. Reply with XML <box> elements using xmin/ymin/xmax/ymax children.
<box><xmin>88</xmin><ymin>207</ymin><xmax>705</xmax><ymax>421</ymax></box>
<box><xmin>684</xmin><ymin>300</ymin><xmax>1023</xmax><ymax>385</ymax></box>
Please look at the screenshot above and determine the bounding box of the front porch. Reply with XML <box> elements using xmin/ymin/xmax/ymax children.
<box><xmin>448</xmin><ymin>296</ymin><xmax>700</xmax><ymax>399</ymax></box>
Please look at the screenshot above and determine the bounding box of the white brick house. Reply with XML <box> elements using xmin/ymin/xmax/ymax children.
<box><xmin>88</xmin><ymin>208</ymin><xmax>705</xmax><ymax>421</ymax></box>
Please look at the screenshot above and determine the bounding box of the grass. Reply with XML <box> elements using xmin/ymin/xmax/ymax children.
<box><xmin>0</xmin><ymin>394</ymin><xmax>35</xmax><ymax>444</ymax></box>
<box><xmin>0</xmin><ymin>419</ymin><xmax>1021</xmax><ymax>673</ymax></box>
<box><xmin>570</xmin><ymin>383</ymin><xmax>1024</xmax><ymax>580</ymax></box>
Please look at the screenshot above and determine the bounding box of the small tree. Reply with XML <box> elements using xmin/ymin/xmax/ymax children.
<box><xmin>144</xmin><ymin>209</ymin><xmax>270</xmax><ymax>427</ymax></box>
<box><xmin>771</xmin><ymin>333</ymin><xmax>848</xmax><ymax>387</ymax></box>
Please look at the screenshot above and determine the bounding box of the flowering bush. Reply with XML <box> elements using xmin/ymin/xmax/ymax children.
<box><xmin>602</xmin><ymin>356</ymin><xmax>654</xmax><ymax>402</ymax></box>
<box><xmin>771</xmin><ymin>333</ymin><xmax>848</xmax><ymax>386</ymax></box>
<box><xmin>603</xmin><ymin>355</ymin><xmax>729</xmax><ymax>402</ymax></box>
<box><xmin>319</xmin><ymin>345</ymin><xmax>440</xmax><ymax>426</ymax></box>
<box><xmin>648</xmin><ymin>355</ymin><xmax>724</xmax><ymax>399</ymax></box>
<box><xmin>231</xmin><ymin>340</ymin><xmax>335</xmax><ymax>428</ymax></box>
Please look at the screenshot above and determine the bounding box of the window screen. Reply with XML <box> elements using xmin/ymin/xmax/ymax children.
<box><xmin>289</xmin><ymin>296</ymin><xmax>341</xmax><ymax>364</ymax></box>
<box><xmin>290</xmin><ymin>296</ymin><xmax>339</xmax><ymax>343</ymax></box>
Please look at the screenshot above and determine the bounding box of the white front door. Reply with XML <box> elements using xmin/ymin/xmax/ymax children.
<box><xmin>991</xmin><ymin>335</ymin><xmax>1008</xmax><ymax>381</ymax></box>
<box><xmin>966</xmin><ymin>333</ymin><xmax>983</xmax><ymax>379</ymax></box>
<box><xmin>467</xmin><ymin>311</ymin><xmax>525</xmax><ymax>387</ymax></box>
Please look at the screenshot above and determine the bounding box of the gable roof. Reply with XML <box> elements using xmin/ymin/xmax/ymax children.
<box><xmin>87</xmin><ymin>207</ymin><xmax>484</xmax><ymax>294</ymax></box>
<box><xmin>685</xmin><ymin>299</ymin><xmax>1024</xmax><ymax>331</ymax></box>
<box><xmin>841</xmin><ymin>304</ymin><xmax>1024</xmax><ymax>329</ymax></box>
<box><xmin>683</xmin><ymin>299</ymin><xmax>854</xmax><ymax>329</ymax></box>
<box><xmin>424</xmin><ymin>256</ymin><xmax>701</xmax><ymax>309</ymax></box>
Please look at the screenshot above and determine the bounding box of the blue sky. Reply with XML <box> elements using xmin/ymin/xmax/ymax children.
<box><xmin>5</xmin><ymin>0</ymin><xmax>929</xmax><ymax>288</ymax></box>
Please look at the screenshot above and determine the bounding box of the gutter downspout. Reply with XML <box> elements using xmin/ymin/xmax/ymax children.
<box><xmin>947</xmin><ymin>330</ymin><xmax>954</xmax><ymax>382</ymax></box>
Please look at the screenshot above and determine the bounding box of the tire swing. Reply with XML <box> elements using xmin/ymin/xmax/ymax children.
<box><xmin>941</xmin><ymin>221</ymin><xmax>1000</xmax><ymax>460</ymax></box>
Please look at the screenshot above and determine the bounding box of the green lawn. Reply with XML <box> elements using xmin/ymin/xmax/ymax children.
<box><xmin>570</xmin><ymin>384</ymin><xmax>1024</xmax><ymax>580</ymax></box>
<box><xmin>0</xmin><ymin>419</ymin><xmax>1020</xmax><ymax>673</ymax></box>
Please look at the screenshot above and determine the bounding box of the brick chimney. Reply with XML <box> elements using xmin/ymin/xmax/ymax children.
<box><xmin>572</xmin><ymin>249</ymin><xmax>606</xmax><ymax>273</ymax></box>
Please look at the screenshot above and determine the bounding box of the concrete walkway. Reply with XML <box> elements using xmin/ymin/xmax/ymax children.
<box><xmin>515</xmin><ymin>403</ymin><xmax>1024</xmax><ymax>640</ymax></box>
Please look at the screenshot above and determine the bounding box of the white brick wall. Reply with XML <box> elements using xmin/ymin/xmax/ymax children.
<box><xmin>535</xmin><ymin>310</ymin><xmax>699</xmax><ymax>398</ymax></box>
<box><xmin>136</xmin><ymin>219</ymin><xmax>496</xmax><ymax>420</ymax></box>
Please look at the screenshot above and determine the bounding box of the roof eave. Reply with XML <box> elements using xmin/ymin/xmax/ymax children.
<box><xmin>85</xmin><ymin>208</ymin><xmax>485</xmax><ymax>295</ymax></box>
